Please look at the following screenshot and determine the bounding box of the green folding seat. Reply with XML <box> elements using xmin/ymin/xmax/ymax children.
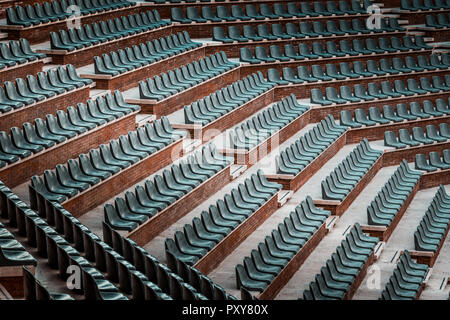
<box><xmin>426</xmin><ymin>124</ymin><xmax>447</xmax><ymax>142</ymax></box>
<box><xmin>299</xmin><ymin>22</ymin><xmax>318</xmax><ymax>37</ymax></box>
<box><xmin>367</xmin><ymin>82</ymin><xmax>388</xmax><ymax>99</ymax></box>
<box><xmin>216</xmin><ymin>6</ymin><xmax>236</xmax><ymax>21</ymax></box>
<box><xmin>296</xmin><ymin>66</ymin><xmax>318</xmax><ymax>83</ymax></box>
<box><xmin>384</xmin><ymin>131</ymin><xmax>406</xmax><ymax>149</ymax></box>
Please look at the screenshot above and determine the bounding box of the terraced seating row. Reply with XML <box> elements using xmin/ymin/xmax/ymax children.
<box><xmin>0</xmin><ymin>64</ymin><xmax>92</xmax><ymax>114</ymax></box>
<box><xmin>235</xmin><ymin>197</ymin><xmax>330</xmax><ymax>292</ymax></box>
<box><xmin>0</xmin><ymin>91</ymin><xmax>138</xmax><ymax>168</ymax></box>
<box><xmin>310</xmin><ymin>75</ymin><xmax>450</xmax><ymax>106</ymax></box>
<box><xmin>384</xmin><ymin>123</ymin><xmax>450</xmax><ymax>149</ymax></box>
<box><xmin>183</xmin><ymin>71</ymin><xmax>273</xmax><ymax>125</ymax></box>
<box><xmin>302</xmin><ymin>224</ymin><xmax>378</xmax><ymax>300</ymax></box>
<box><xmin>228</xmin><ymin>94</ymin><xmax>309</xmax><ymax>150</ymax></box>
<box><xmin>29</xmin><ymin>117</ymin><xmax>183</xmax><ymax>204</ymax></box>
<box><xmin>340</xmin><ymin>99</ymin><xmax>450</xmax><ymax>128</ymax></box>
<box><xmin>170</xmin><ymin>1</ymin><xmax>370</xmax><ymax>24</ymax></box>
<box><xmin>23</xmin><ymin>267</ymin><xmax>74</xmax><ymax>300</ymax></box>
<box><xmin>321</xmin><ymin>140</ymin><xmax>382</xmax><ymax>201</ymax></box>
<box><xmin>164</xmin><ymin>170</ymin><xmax>282</xmax><ymax>266</ymax></box>
<box><xmin>5</xmin><ymin>0</ymin><xmax>135</xmax><ymax>26</ymax></box>
<box><xmin>0</xmin><ymin>39</ymin><xmax>46</xmax><ymax>69</ymax></box>
<box><xmin>50</xmin><ymin>10</ymin><xmax>170</xmax><ymax>52</ymax></box>
<box><xmin>401</xmin><ymin>0</ymin><xmax>450</xmax><ymax>11</ymax></box>
<box><xmin>50</xmin><ymin>9</ymin><xmax>170</xmax><ymax>51</ymax></box>
<box><xmin>0</xmin><ymin>181</ymin><xmax>127</xmax><ymax>300</ymax></box>
<box><xmin>138</xmin><ymin>52</ymin><xmax>238</xmax><ymax>101</ymax></box>
<box><xmin>413</xmin><ymin>185</ymin><xmax>450</xmax><ymax>251</ymax></box>
<box><xmin>240</xmin><ymin>36</ymin><xmax>432</xmax><ymax>65</ymax></box>
<box><xmin>0</xmin><ymin>223</ymin><xmax>36</xmax><ymax>267</ymax></box>
<box><xmin>212</xmin><ymin>17</ymin><xmax>400</xmax><ymax>43</ymax></box>
<box><xmin>94</xmin><ymin>32</ymin><xmax>201</xmax><ymax>76</ymax></box>
<box><xmin>104</xmin><ymin>144</ymin><xmax>231</xmax><ymax>231</ymax></box>
<box><xmin>380</xmin><ymin>251</ymin><xmax>428</xmax><ymax>300</ymax></box>
<box><xmin>367</xmin><ymin>162</ymin><xmax>421</xmax><ymax>226</ymax></box>
<box><xmin>415</xmin><ymin>149</ymin><xmax>450</xmax><ymax>171</ymax></box>
<box><xmin>275</xmin><ymin>115</ymin><xmax>347</xmax><ymax>175</ymax></box>
<box><xmin>425</xmin><ymin>13</ymin><xmax>450</xmax><ymax>28</ymax></box>
<box><xmin>267</xmin><ymin>53</ymin><xmax>449</xmax><ymax>86</ymax></box>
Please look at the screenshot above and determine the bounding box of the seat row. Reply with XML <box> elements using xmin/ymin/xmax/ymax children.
<box><xmin>414</xmin><ymin>185</ymin><xmax>450</xmax><ymax>252</ymax></box>
<box><xmin>138</xmin><ymin>52</ymin><xmax>238</xmax><ymax>101</ymax></box>
<box><xmin>0</xmin><ymin>39</ymin><xmax>46</xmax><ymax>70</ymax></box>
<box><xmin>415</xmin><ymin>149</ymin><xmax>450</xmax><ymax>171</ymax></box>
<box><xmin>380</xmin><ymin>251</ymin><xmax>428</xmax><ymax>300</ymax></box>
<box><xmin>275</xmin><ymin>115</ymin><xmax>347</xmax><ymax>176</ymax></box>
<box><xmin>241</xmin><ymin>37</ymin><xmax>433</xmax><ymax>67</ymax></box>
<box><xmin>267</xmin><ymin>54</ymin><xmax>448</xmax><ymax>86</ymax></box>
<box><xmin>170</xmin><ymin>0</ymin><xmax>370</xmax><ymax>24</ymax></box>
<box><xmin>228</xmin><ymin>94</ymin><xmax>309</xmax><ymax>150</ymax></box>
<box><xmin>183</xmin><ymin>71</ymin><xmax>273</xmax><ymax>125</ymax></box>
<box><xmin>0</xmin><ymin>221</ymin><xmax>36</xmax><ymax>267</ymax></box>
<box><xmin>212</xmin><ymin>17</ymin><xmax>400</xmax><ymax>43</ymax></box>
<box><xmin>0</xmin><ymin>181</ymin><xmax>128</xmax><ymax>300</ymax></box>
<box><xmin>367</xmin><ymin>161</ymin><xmax>421</xmax><ymax>226</ymax></box>
<box><xmin>235</xmin><ymin>197</ymin><xmax>330</xmax><ymax>292</ymax></box>
<box><xmin>340</xmin><ymin>99</ymin><xmax>450</xmax><ymax>128</ymax></box>
<box><xmin>50</xmin><ymin>9</ymin><xmax>170</xmax><ymax>51</ymax></box>
<box><xmin>0</xmin><ymin>91</ymin><xmax>138</xmax><ymax>168</ymax></box>
<box><xmin>165</xmin><ymin>170</ymin><xmax>282</xmax><ymax>266</ymax></box>
<box><xmin>384</xmin><ymin>123</ymin><xmax>450</xmax><ymax>149</ymax></box>
<box><xmin>302</xmin><ymin>223</ymin><xmax>378</xmax><ymax>300</ymax></box>
<box><xmin>401</xmin><ymin>0</ymin><xmax>450</xmax><ymax>11</ymax></box>
<box><xmin>311</xmin><ymin>75</ymin><xmax>450</xmax><ymax>106</ymax></box>
<box><xmin>0</xmin><ymin>64</ymin><xmax>92</xmax><ymax>115</ymax></box>
<box><xmin>104</xmin><ymin>144</ymin><xmax>232</xmax><ymax>231</ymax></box>
<box><xmin>6</xmin><ymin>0</ymin><xmax>135</xmax><ymax>26</ymax></box>
<box><xmin>30</xmin><ymin>117</ymin><xmax>183</xmax><ymax>203</ymax></box>
<box><xmin>425</xmin><ymin>13</ymin><xmax>450</xmax><ymax>28</ymax></box>
<box><xmin>321</xmin><ymin>140</ymin><xmax>382</xmax><ymax>201</ymax></box>
<box><xmin>94</xmin><ymin>32</ymin><xmax>201</xmax><ymax>76</ymax></box>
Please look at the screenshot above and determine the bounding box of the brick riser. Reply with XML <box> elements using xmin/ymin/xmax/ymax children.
<box><xmin>0</xmin><ymin>111</ymin><xmax>137</xmax><ymax>188</ymax></box>
<box><xmin>0</xmin><ymin>85</ymin><xmax>90</xmax><ymax>133</ymax></box>
<box><xmin>0</xmin><ymin>60</ymin><xmax>44</xmax><ymax>84</ymax></box>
